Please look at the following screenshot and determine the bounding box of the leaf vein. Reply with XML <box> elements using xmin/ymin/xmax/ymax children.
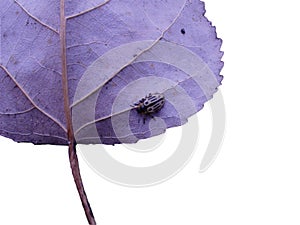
<box><xmin>14</xmin><ymin>0</ymin><xmax>59</xmax><ymax>34</ymax></box>
<box><xmin>66</xmin><ymin>0</ymin><xmax>111</xmax><ymax>20</ymax></box>
<box><xmin>0</xmin><ymin>128</ymin><xmax>68</xmax><ymax>141</ymax></box>
<box><xmin>0</xmin><ymin>64</ymin><xmax>67</xmax><ymax>133</ymax></box>
<box><xmin>0</xmin><ymin>106</ymin><xmax>35</xmax><ymax>115</ymax></box>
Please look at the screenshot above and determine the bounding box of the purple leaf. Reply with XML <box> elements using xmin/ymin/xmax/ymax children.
<box><xmin>0</xmin><ymin>0</ymin><xmax>223</xmax><ymax>145</ymax></box>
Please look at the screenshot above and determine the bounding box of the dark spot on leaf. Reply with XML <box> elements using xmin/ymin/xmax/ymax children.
<box><xmin>133</xmin><ymin>54</ymin><xmax>137</xmax><ymax>57</ymax></box>
<box><xmin>10</xmin><ymin>56</ymin><xmax>18</xmax><ymax>65</ymax></box>
<box><xmin>3</xmin><ymin>33</ymin><xmax>7</xmax><ymax>38</ymax></box>
<box><xmin>181</xmin><ymin>28</ymin><xmax>186</xmax><ymax>35</ymax></box>
<box><xmin>16</xmin><ymin>11</ymin><xmax>19</xmax><ymax>15</ymax></box>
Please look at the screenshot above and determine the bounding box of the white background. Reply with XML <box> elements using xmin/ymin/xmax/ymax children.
<box><xmin>1</xmin><ymin>0</ymin><xmax>300</xmax><ymax>224</ymax></box>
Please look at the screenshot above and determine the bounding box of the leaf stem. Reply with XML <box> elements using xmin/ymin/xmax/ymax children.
<box><xmin>68</xmin><ymin>141</ymin><xmax>97</xmax><ymax>225</ymax></box>
<box><xmin>60</xmin><ymin>0</ymin><xmax>96</xmax><ymax>224</ymax></box>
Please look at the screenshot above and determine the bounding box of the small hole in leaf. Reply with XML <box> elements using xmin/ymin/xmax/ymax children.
<box><xmin>181</xmin><ymin>28</ymin><xmax>186</xmax><ymax>35</ymax></box>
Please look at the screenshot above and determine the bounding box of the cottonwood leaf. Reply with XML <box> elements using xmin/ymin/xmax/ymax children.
<box><xmin>0</xmin><ymin>0</ymin><xmax>223</xmax><ymax>145</ymax></box>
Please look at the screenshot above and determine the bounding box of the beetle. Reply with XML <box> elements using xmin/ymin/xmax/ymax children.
<box><xmin>131</xmin><ymin>93</ymin><xmax>165</xmax><ymax>123</ymax></box>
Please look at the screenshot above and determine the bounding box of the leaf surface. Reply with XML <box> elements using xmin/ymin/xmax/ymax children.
<box><xmin>0</xmin><ymin>0</ymin><xmax>223</xmax><ymax>145</ymax></box>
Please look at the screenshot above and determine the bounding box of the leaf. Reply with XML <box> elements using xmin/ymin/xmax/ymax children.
<box><xmin>0</xmin><ymin>0</ymin><xmax>223</xmax><ymax>145</ymax></box>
